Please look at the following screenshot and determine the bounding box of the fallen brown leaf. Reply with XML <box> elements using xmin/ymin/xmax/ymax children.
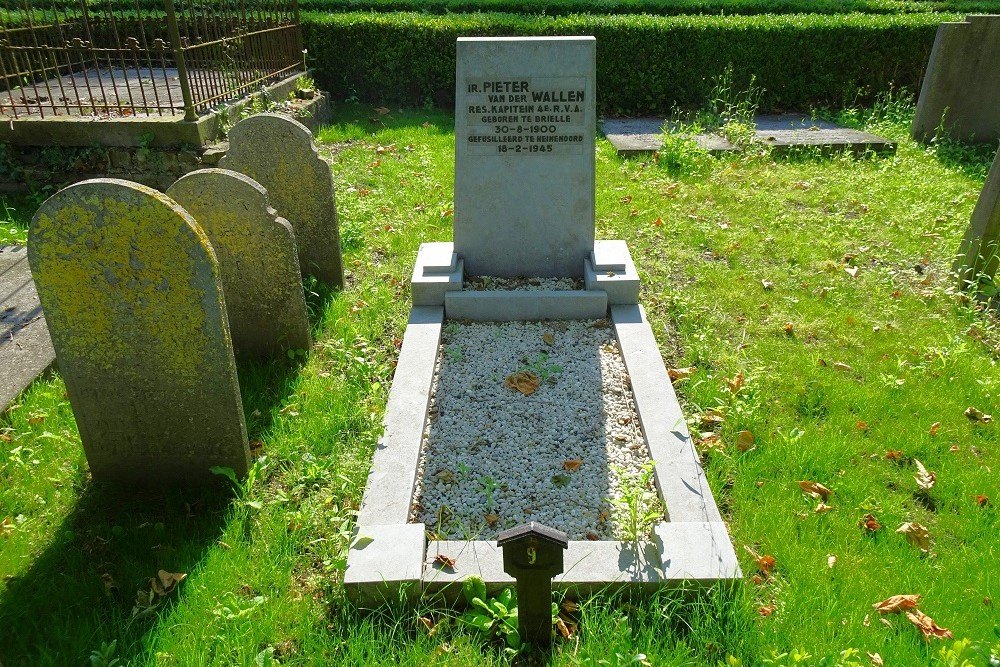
<box><xmin>504</xmin><ymin>371</ymin><xmax>541</xmax><ymax>396</ymax></box>
<box><xmin>860</xmin><ymin>513</ymin><xmax>882</xmax><ymax>533</ymax></box>
<box><xmin>929</xmin><ymin>422</ymin><xmax>941</xmax><ymax>436</ymax></box>
<box><xmin>873</xmin><ymin>594</ymin><xmax>920</xmax><ymax>614</ymax></box>
<box><xmin>856</xmin><ymin>420</ymin><xmax>869</xmax><ymax>432</ymax></box>
<box><xmin>975</xmin><ymin>494</ymin><xmax>990</xmax><ymax>507</ymax></box>
<box><xmin>586</xmin><ymin>532</ymin><xmax>599</xmax><ymax>541</ymax></box>
<box><xmin>761</xmin><ymin>279</ymin><xmax>775</xmax><ymax>290</ymax></box>
<box><xmin>542</xmin><ymin>331</ymin><xmax>555</xmax><ymax>346</ymax></box>
<box><xmin>833</xmin><ymin>362</ymin><xmax>853</xmax><ymax>372</ymax></box>
<box><xmin>433</xmin><ymin>554</ymin><xmax>456</xmax><ymax>570</ymax></box>
<box><xmin>561</xmin><ymin>600</ymin><xmax>581</xmax><ymax>613</ymax></box>
<box><xmin>736</xmin><ymin>430</ymin><xmax>755</xmax><ymax>452</ymax></box>
<box><xmin>798</xmin><ymin>480</ymin><xmax>832</xmax><ymax>501</ymax></box>
<box><xmin>885</xmin><ymin>450</ymin><xmax>903</xmax><ymax>462</ymax></box>
<box><xmin>0</xmin><ymin>516</ymin><xmax>13</xmax><ymax>538</ymax></box>
<box><xmin>827</xmin><ymin>554</ymin><xmax>837</xmax><ymax>569</ymax></box>
<box><xmin>563</xmin><ymin>459</ymin><xmax>582</xmax><ymax>472</ymax></box>
<box><xmin>758</xmin><ymin>604</ymin><xmax>776</xmax><ymax>617</ymax></box>
<box><xmin>555</xmin><ymin>616</ymin><xmax>576</xmax><ymax>639</ymax></box>
<box><xmin>700</xmin><ymin>409</ymin><xmax>726</xmax><ymax>428</ymax></box>
<box><xmin>783</xmin><ymin>322</ymin><xmax>795</xmax><ymax>335</ymax></box>
<box><xmin>418</xmin><ymin>615</ymin><xmax>438</xmax><ymax>635</ymax></box>
<box><xmin>965</xmin><ymin>406</ymin><xmax>993</xmax><ymax>423</ymax></box>
<box><xmin>914</xmin><ymin>459</ymin><xmax>936</xmax><ymax>492</ymax></box>
<box><xmin>727</xmin><ymin>372</ymin><xmax>745</xmax><ymax>394</ymax></box>
<box><xmin>485</xmin><ymin>513</ymin><xmax>499</xmax><ymax>528</ymax></box>
<box><xmin>150</xmin><ymin>570</ymin><xmax>187</xmax><ymax>597</ymax></box>
<box><xmin>815</xmin><ymin>503</ymin><xmax>835</xmax><ymax>513</ymax></box>
<box><xmin>905</xmin><ymin>609</ymin><xmax>953</xmax><ymax>640</ymax></box>
<box><xmin>896</xmin><ymin>522</ymin><xmax>931</xmax><ymax>552</ymax></box>
<box><xmin>868</xmin><ymin>652</ymin><xmax>883</xmax><ymax>667</ymax></box>
<box><xmin>668</xmin><ymin>366</ymin><xmax>697</xmax><ymax>382</ymax></box>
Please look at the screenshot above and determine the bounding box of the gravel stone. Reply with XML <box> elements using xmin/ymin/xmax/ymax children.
<box><xmin>463</xmin><ymin>276</ymin><xmax>581</xmax><ymax>291</ymax></box>
<box><xmin>411</xmin><ymin>319</ymin><xmax>658</xmax><ymax>540</ymax></box>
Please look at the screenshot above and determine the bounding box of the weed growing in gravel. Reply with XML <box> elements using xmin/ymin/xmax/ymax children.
<box><xmin>610</xmin><ymin>461</ymin><xmax>663</xmax><ymax>542</ymax></box>
<box><xmin>519</xmin><ymin>352</ymin><xmax>563</xmax><ymax>383</ymax></box>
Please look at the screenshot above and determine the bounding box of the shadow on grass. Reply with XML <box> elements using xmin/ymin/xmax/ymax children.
<box><xmin>0</xmin><ymin>482</ymin><xmax>233</xmax><ymax>664</ymax></box>
<box><xmin>0</xmin><ymin>340</ymin><xmax>329</xmax><ymax>664</ymax></box>
<box><xmin>928</xmin><ymin>137</ymin><xmax>997</xmax><ymax>182</ymax></box>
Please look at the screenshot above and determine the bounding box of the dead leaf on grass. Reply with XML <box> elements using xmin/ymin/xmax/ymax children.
<box><xmin>845</xmin><ymin>266</ymin><xmax>859</xmax><ymax>278</ymax></box>
<box><xmin>815</xmin><ymin>503</ymin><xmax>835</xmax><ymax>513</ymax></box>
<box><xmin>965</xmin><ymin>406</ymin><xmax>993</xmax><ymax>423</ymax></box>
<box><xmin>929</xmin><ymin>422</ymin><xmax>941</xmax><ymax>436</ymax></box>
<box><xmin>727</xmin><ymin>372</ymin><xmax>745</xmax><ymax>394</ymax></box>
<box><xmin>827</xmin><ymin>554</ymin><xmax>836</xmax><ymax>569</ymax></box>
<box><xmin>833</xmin><ymin>362</ymin><xmax>853</xmax><ymax>372</ymax></box>
<box><xmin>860</xmin><ymin>513</ymin><xmax>882</xmax><ymax>533</ymax></box>
<box><xmin>150</xmin><ymin>570</ymin><xmax>187</xmax><ymax>597</ymax></box>
<box><xmin>856</xmin><ymin>420</ymin><xmax>869</xmax><ymax>432</ymax></box>
<box><xmin>700</xmin><ymin>409</ymin><xmax>726</xmax><ymax>428</ymax></box>
<box><xmin>504</xmin><ymin>371</ymin><xmax>541</xmax><ymax>396</ymax></box>
<box><xmin>868</xmin><ymin>652</ymin><xmax>884</xmax><ymax>667</ymax></box>
<box><xmin>975</xmin><ymin>495</ymin><xmax>990</xmax><ymax>507</ymax></box>
<box><xmin>873</xmin><ymin>594</ymin><xmax>921</xmax><ymax>614</ymax></box>
<box><xmin>905</xmin><ymin>609</ymin><xmax>953</xmax><ymax>640</ymax></box>
<box><xmin>885</xmin><ymin>450</ymin><xmax>903</xmax><ymax>462</ymax></box>
<box><xmin>668</xmin><ymin>366</ymin><xmax>697</xmax><ymax>382</ymax></box>
<box><xmin>914</xmin><ymin>459</ymin><xmax>936</xmax><ymax>492</ymax></box>
<box><xmin>735</xmin><ymin>430</ymin><xmax>756</xmax><ymax>452</ymax></box>
<box><xmin>0</xmin><ymin>516</ymin><xmax>13</xmax><ymax>538</ymax></box>
<box><xmin>761</xmin><ymin>279</ymin><xmax>775</xmax><ymax>290</ymax></box>
<box><xmin>555</xmin><ymin>616</ymin><xmax>577</xmax><ymax>639</ymax></box>
<box><xmin>798</xmin><ymin>480</ymin><xmax>832</xmax><ymax>501</ymax></box>
<box><xmin>758</xmin><ymin>604</ymin><xmax>776</xmax><ymax>617</ymax></box>
<box><xmin>896</xmin><ymin>522</ymin><xmax>931</xmax><ymax>552</ymax></box>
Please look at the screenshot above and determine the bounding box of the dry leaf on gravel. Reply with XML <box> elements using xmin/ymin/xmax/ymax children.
<box><xmin>563</xmin><ymin>459</ymin><xmax>582</xmax><ymax>472</ymax></box>
<box><xmin>799</xmin><ymin>480</ymin><xmax>832</xmax><ymax>501</ymax></box>
<box><xmin>873</xmin><ymin>594</ymin><xmax>921</xmax><ymax>614</ymax></box>
<box><xmin>914</xmin><ymin>460</ymin><xmax>936</xmax><ymax>492</ymax></box>
<box><xmin>150</xmin><ymin>570</ymin><xmax>187</xmax><ymax>597</ymax></box>
<box><xmin>905</xmin><ymin>609</ymin><xmax>953</xmax><ymax>640</ymax></box>
<box><xmin>504</xmin><ymin>371</ymin><xmax>541</xmax><ymax>396</ymax></box>
<box><xmin>896</xmin><ymin>522</ymin><xmax>931</xmax><ymax>552</ymax></box>
<box><xmin>965</xmin><ymin>407</ymin><xmax>993</xmax><ymax>423</ymax></box>
<box><xmin>668</xmin><ymin>367</ymin><xmax>697</xmax><ymax>382</ymax></box>
<box><xmin>485</xmin><ymin>513</ymin><xmax>499</xmax><ymax>528</ymax></box>
<box><xmin>543</xmin><ymin>331</ymin><xmax>555</xmax><ymax>346</ymax></box>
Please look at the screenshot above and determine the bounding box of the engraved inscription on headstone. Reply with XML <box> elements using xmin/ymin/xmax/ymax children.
<box><xmin>463</xmin><ymin>77</ymin><xmax>588</xmax><ymax>156</ymax></box>
<box><xmin>454</xmin><ymin>37</ymin><xmax>596</xmax><ymax>279</ymax></box>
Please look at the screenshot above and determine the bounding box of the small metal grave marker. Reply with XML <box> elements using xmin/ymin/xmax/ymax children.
<box><xmin>497</xmin><ymin>521</ymin><xmax>569</xmax><ymax>647</ymax></box>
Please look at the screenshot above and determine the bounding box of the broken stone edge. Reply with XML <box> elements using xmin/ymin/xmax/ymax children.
<box><xmin>345</xmin><ymin>268</ymin><xmax>740</xmax><ymax>604</ymax></box>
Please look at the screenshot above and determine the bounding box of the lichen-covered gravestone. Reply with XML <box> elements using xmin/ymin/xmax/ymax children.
<box><xmin>220</xmin><ymin>113</ymin><xmax>344</xmax><ymax>288</ymax></box>
<box><xmin>167</xmin><ymin>168</ymin><xmax>311</xmax><ymax>357</ymax></box>
<box><xmin>28</xmin><ymin>179</ymin><xmax>250</xmax><ymax>484</ymax></box>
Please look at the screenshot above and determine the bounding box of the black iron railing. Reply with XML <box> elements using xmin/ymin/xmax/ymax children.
<box><xmin>0</xmin><ymin>0</ymin><xmax>302</xmax><ymax>120</ymax></box>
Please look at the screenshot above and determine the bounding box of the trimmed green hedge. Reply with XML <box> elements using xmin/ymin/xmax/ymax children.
<box><xmin>298</xmin><ymin>0</ymin><xmax>996</xmax><ymax>15</ymax></box>
<box><xmin>303</xmin><ymin>11</ymin><xmax>954</xmax><ymax>114</ymax></box>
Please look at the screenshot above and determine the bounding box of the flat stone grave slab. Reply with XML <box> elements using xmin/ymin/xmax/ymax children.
<box><xmin>601</xmin><ymin>114</ymin><xmax>896</xmax><ymax>157</ymax></box>
<box><xmin>0</xmin><ymin>246</ymin><xmax>55</xmax><ymax>412</ymax></box>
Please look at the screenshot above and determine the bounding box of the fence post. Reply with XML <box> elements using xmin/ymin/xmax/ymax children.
<box><xmin>164</xmin><ymin>0</ymin><xmax>197</xmax><ymax>121</ymax></box>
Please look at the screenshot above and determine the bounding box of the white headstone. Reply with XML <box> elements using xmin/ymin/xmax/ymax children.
<box><xmin>453</xmin><ymin>37</ymin><xmax>597</xmax><ymax>279</ymax></box>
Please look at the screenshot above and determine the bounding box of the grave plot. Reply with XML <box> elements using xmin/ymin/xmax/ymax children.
<box><xmin>601</xmin><ymin>114</ymin><xmax>897</xmax><ymax>157</ymax></box>
<box><xmin>345</xmin><ymin>36</ymin><xmax>739</xmax><ymax>604</ymax></box>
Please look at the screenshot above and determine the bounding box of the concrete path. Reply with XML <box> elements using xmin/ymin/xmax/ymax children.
<box><xmin>1</xmin><ymin>246</ymin><xmax>55</xmax><ymax>412</ymax></box>
<box><xmin>601</xmin><ymin>113</ymin><xmax>896</xmax><ymax>157</ymax></box>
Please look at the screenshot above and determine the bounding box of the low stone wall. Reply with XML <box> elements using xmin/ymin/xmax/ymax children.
<box><xmin>0</xmin><ymin>92</ymin><xmax>331</xmax><ymax>192</ymax></box>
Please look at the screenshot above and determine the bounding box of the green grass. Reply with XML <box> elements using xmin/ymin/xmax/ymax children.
<box><xmin>0</xmin><ymin>193</ymin><xmax>40</xmax><ymax>246</ymax></box>
<box><xmin>2</xmin><ymin>101</ymin><xmax>999</xmax><ymax>665</ymax></box>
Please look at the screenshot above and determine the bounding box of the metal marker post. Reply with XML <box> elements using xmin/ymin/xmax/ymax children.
<box><xmin>497</xmin><ymin>522</ymin><xmax>569</xmax><ymax>648</ymax></box>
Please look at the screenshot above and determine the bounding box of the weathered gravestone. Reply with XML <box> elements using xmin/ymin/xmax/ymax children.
<box><xmin>167</xmin><ymin>168</ymin><xmax>311</xmax><ymax>357</ymax></box>
<box><xmin>956</xmin><ymin>147</ymin><xmax>1000</xmax><ymax>289</ymax></box>
<box><xmin>912</xmin><ymin>15</ymin><xmax>1000</xmax><ymax>143</ymax></box>
<box><xmin>454</xmin><ymin>37</ymin><xmax>596</xmax><ymax>278</ymax></box>
<box><xmin>28</xmin><ymin>179</ymin><xmax>250</xmax><ymax>484</ymax></box>
<box><xmin>220</xmin><ymin>113</ymin><xmax>344</xmax><ymax>288</ymax></box>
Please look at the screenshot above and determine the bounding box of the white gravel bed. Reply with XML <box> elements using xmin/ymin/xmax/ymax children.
<box><xmin>411</xmin><ymin>319</ymin><xmax>659</xmax><ymax>540</ymax></box>
<box><xmin>463</xmin><ymin>276</ymin><xmax>582</xmax><ymax>291</ymax></box>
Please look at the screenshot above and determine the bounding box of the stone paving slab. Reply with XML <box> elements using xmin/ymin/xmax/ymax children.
<box><xmin>0</xmin><ymin>246</ymin><xmax>55</xmax><ymax>412</ymax></box>
<box><xmin>601</xmin><ymin>114</ymin><xmax>896</xmax><ymax>157</ymax></box>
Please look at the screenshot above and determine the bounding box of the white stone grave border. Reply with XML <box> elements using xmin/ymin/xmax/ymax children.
<box><xmin>346</xmin><ymin>242</ymin><xmax>740</xmax><ymax>603</ymax></box>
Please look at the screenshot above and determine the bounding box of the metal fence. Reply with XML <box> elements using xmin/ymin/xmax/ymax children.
<box><xmin>0</xmin><ymin>0</ymin><xmax>303</xmax><ymax>120</ymax></box>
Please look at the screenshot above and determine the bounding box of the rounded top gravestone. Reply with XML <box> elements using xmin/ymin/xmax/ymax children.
<box><xmin>220</xmin><ymin>113</ymin><xmax>344</xmax><ymax>288</ymax></box>
<box><xmin>28</xmin><ymin>179</ymin><xmax>249</xmax><ymax>484</ymax></box>
<box><xmin>167</xmin><ymin>168</ymin><xmax>312</xmax><ymax>358</ymax></box>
